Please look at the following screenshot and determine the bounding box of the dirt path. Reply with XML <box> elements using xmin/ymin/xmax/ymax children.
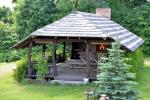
<box><xmin>0</xmin><ymin>63</ymin><xmax>16</xmax><ymax>75</ymax></box>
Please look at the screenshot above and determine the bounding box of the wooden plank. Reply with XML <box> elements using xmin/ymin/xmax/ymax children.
<box><xmin>27</xmin><ymin>41</ymin><xmax>33</xmax><ymax>78</ymax></box>
<box><xmin>52</xmin><ymin>41</ymin><xmax>57</xmax><ymax>76</ymax></box>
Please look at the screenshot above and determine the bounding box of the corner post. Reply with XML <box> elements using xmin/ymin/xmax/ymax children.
<box><xmin>42</xmin><ymin>44</ymin><xmax>46</xmax><ymax>61</ymax></box>
<box><xmin>52</xmin><ymin>41</ymin><xmax>57</xmax><ymax>76</ymax></box>
<box><xmin>28</xmin><ymin>41</ymin><xmax>33</xmax><ymax>78</ymax></box>
<box><xmin>86</xmin><ymin>41</ymin><xmax>90</xmax><ymax>78</ymax></box>
<box><xmin>63</xmin><ymin>42</ymin><xmax>66</xmax><ymax>61</ymax></box>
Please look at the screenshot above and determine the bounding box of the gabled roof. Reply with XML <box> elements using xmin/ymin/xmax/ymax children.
<box><xmin>14</xmin><ymin>11</ymin><xmax>144</xmax><ymax>51</ymax></box>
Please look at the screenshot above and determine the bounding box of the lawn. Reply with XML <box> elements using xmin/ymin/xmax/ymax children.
<box><xmin>135</xmin><ymin>59</ymin><xmax>150</xmax><ymax>100</ymax></box>
<box><xmin>0</xmin><ymin>59</ymin><xmax>150</xmax><ymax>100</ymax></box>
<box><xmin>0</xmin><ymin>72</ymin><xmax>90</xmax><ymax>100</ymax></box>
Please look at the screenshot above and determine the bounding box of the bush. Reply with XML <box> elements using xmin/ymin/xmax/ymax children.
<box><xmin>14</xmin><ymin>58</ymin><xmax>28</xmax><ymax>82</ymax></box>
<box><xmin>33</xmin><ymin>55</ymin><xmax>48</xmax><ymax>80</ymax></box>
<box><xmin>127</xmin><ymin>47</ymin><xmax>144</xmax><ymax>73</ymax></box>
<box><xmin>0</xmin><ymin>50</ymin><xmax>20</xmax><ymax>62</ymax></box>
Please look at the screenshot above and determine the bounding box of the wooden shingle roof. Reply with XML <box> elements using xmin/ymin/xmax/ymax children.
<box><xmin>14</xmin><ymin>11</ymin><xmax>144</xmax><ymax>51</ymax></box>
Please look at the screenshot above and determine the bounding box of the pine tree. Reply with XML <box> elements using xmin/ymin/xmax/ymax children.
<box><xmin>95</xmin><ymin>41</ymin><xmax>138</xmax><ymax>100</ymax></box>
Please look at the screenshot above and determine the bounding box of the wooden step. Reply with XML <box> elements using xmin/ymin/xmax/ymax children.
<box><xmin>51</xmin><ymin>80</ymin><xmax>85</xmax><ymax>85</ymax></box>
<box><xmin>54</xmin><ymin>76</ymin><xmax>84</xmax><ymax>81</ymax></box>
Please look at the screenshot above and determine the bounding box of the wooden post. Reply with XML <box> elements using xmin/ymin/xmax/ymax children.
<box><xmin>86</xmin><ymin>42</ymin><xmax>90</xmax><ymax>78</ymax></box>
<box><xmin>63</xmin><ymin>42</ymin><xmax>66</xmax><ymax>61</ymax></box>
<box><xmin>42</xmin><ymin>44</ymin><xmax>46</xmax><ymax>60</ymax></box>
<box><xmin>52</xmin><ymin>41</ymin><xmax>57</xmax><ymax>76</ymax></box>
<box><xmin>28</xmin><ymin>41</ymin><xmax>33</xmax><ymax>78</ymax></box>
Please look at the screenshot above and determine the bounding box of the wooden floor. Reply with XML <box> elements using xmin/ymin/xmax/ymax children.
<box><xmin>27</xmin><ymin>59</ymin><xmax>97</xmax><ymax>81</ymax></box>
<box><xmin>50</xmin><ymin>60</ymin><xmax>97</xmax><ymax>81</ymax></box>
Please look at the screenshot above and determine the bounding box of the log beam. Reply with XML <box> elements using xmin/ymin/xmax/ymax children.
<box><xmin>42</xmin><ymin>44</ymin><xmax>46</xmax><ymax>60</ymax></box>
<box><xmin>52</xmin><ymin>41</ymin><xmax>57</xmax><ymax>76</ymax></box>
<box><xmin>86</xmin><ymin>41</ymin><xmax>90</xmax><ymax>78</ymax></box>
<box><xmin>27</xmin><ymin>41</ymin><xmax>33</xmax><ymax>78</ymax></box>
<box><xmin>63</xmin><ymin>42</ymin><xmax>66</xmax><ymax>61</ymax></box>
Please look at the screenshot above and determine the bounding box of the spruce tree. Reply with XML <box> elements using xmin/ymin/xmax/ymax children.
<box><xmin>95</xmin><ymin>41</ymin><xmax>138</xmax><ymax>100</ymax></box>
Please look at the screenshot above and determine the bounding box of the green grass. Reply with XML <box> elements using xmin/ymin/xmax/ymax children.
<box><xmin>0</xmin><ymin>73</ymin><xmax>90</xmax><ymax>100</ymax></box>
<box><xmin>135</xmin><ymin>62</ymin><xmax>150</xmax><ymax>100</ymax></box>
<box><xmin>0</xmin><ymin>59</ymin><xmax>150</xmax><ymax>100</ymax></box>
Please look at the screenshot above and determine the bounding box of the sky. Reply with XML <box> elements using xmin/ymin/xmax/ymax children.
<box><xmin>0</xmin><ymin>0</ymin><xmax>15</xmax><ymax>8</ymax></box>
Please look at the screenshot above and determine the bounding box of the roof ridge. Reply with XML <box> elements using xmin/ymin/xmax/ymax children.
<box><xmin>79</xmin><ymin>11</ymin><xmax>108</xmax><ymax>37</ymax></box>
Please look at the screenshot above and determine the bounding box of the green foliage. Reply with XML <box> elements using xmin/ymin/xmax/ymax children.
<box><xmin>14</xmin><ymin>58</ymin><xmax>28</xmax><ymax>82</ymax></box>
<box><xmin>34</xmin><ymin>57</ymin><xmax>48</xmax><ymax>80</ymax></box>
<box><xmin>54</xmin><ymin>0</ymin><xmax>101</xmax><ymax>20</ymax></box>
<box><xmin>77</xmin><ymin>0</ymin><xmax>100</xmax><ymax>12</ymax></box>
<box><xmin>0</xmin><ymin>22</ymin><xmax>18</xmax><ymax>62</ymax></box>
<box><xmin>0</xmin><ymin>6</ymin><xmax>12</xmax><ymax>24</ymax></box>
<box><xmin>127</xmin><ymin>48</ymin><xmax>144</xmax><ymax>73</ymax></box>
<box><xmin>0</xmin><ymin>22</ymin><xmax>17</xmax><ymax>50</ymax></box>
<box><xmin>15</xmin><ymin>0</ymin><xmax>57</xmax><ymax>39</ymax></box>
<box><xmin>95</xmin><ymin>41</ymin><xmax>138</xmax><ymax>99</ymax></box>
<box><xmin>120</xmin><ymin>3</ymin><xmax>150</xmax><ymax>55</ymax></box>
<box><xmin>0</xmin><ymin>50</ymin><xmax>20</xmax><ymax>62</ymax></box>
<box><xmin>128</xmin><ymin>0</ymin><xmax>148</xmax><ymax>7</ymax></box>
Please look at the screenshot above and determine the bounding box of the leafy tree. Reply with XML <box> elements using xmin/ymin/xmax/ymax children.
<box><xmin>130</xmin><ymin>0</ymin><xmax>148</xmax><ymax>7</ymax></box>
<box><xmin>121</xmin><ymin>3</ymin><xmax>150</xmax><ymax>55</ymax></box>
<box><xmin>0</xmin><ymin>6</ymin><xmax>12</xmax><ymax>24</ymax></box>
<box><xmin>0</xmin><ymin>22</ymin><xmax>17</xmax><ymax>51</ymax></box>
<box><xmin>55</xmin><ymin>0</ymin><xmax>107</xmax><ymax>20</ymax></box>
<box><xmin>54</xmin><ymin>0</ymin><xmax>72</xmax><ymax>21</ymax></box>
<box><xmin>77</xmin><ymin>0</ymin><xmax>101</xmax><ymax>12</ymax></box>
<box><xmin>15</xmin><ymin>0</ymin><xmax>57</xmax><ymax>39</ymax></box>
<box><xmin>0</xmin><ymin>22</ymin><xmax>18</xmax><ymax>62</ymax></box>
<box><xmin>95</xmin><ymin>41</ymin><xmax>138</xmax><ymax>99</ymax></box>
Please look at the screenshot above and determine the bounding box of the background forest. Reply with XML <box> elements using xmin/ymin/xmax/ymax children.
<box><xmin>0</xmin><ymin>0</ymin><xmax>149</xmax><ymax>72</ymax></box>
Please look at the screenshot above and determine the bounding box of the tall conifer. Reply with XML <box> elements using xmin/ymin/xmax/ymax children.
<box><xmin>95</xmin><ymin>41</ymin><xmax>138</xmax><ymax>100</ymax></box>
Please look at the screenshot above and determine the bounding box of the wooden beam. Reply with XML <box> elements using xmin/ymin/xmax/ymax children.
<box><xmin>52</xmin><ymin>41</ymin><xmax>57</xmax><ymax>76</ymax></box>
<box><xmin>86</xmin><ymin>42</ymin><xmax>90</xmax><ymax>78</ymax></box>
<box><xmin>90</xmin><ymin>42</ymin><xmax>111</xmax><ymax>45</ymax></box>
<box><xmin>27</xmin><ymin>41</ymin><xmax>33</xmax><ymax>78</ymax></box>
<box><xmin>34</xmin><ymin>38</ymin><xmax>53</xmax><ymax>44</ymax></box>
<box><xmin>33</xmin><ymin>38</ymin><xmax>86</xmax><ymax>44</ymax></box>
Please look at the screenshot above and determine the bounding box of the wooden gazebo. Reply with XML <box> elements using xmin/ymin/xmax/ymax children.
<box><xmin>13</xmin><ymin>9</ymin><xmax>144</xmax><ymax>81</ymax></box>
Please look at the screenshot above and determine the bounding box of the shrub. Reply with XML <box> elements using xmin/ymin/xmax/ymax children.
<box><xmin>127</xmin><ymin>47</ymin><xmax>144</xmax><ymax>73</ymax></box>
<box><xmin>0</xmin><ymin>50</ymin><xmax>21</xmax><ymax>63</ymax></box>
<box><xmin>33</xmin><ymin>57</ymin><xmax>48</xmax><ymax>80</ymax></box>
<box><xmin>14</xmin><ymin>58</ymin><xmax>28</xmax><ymax>82</ymax></box>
